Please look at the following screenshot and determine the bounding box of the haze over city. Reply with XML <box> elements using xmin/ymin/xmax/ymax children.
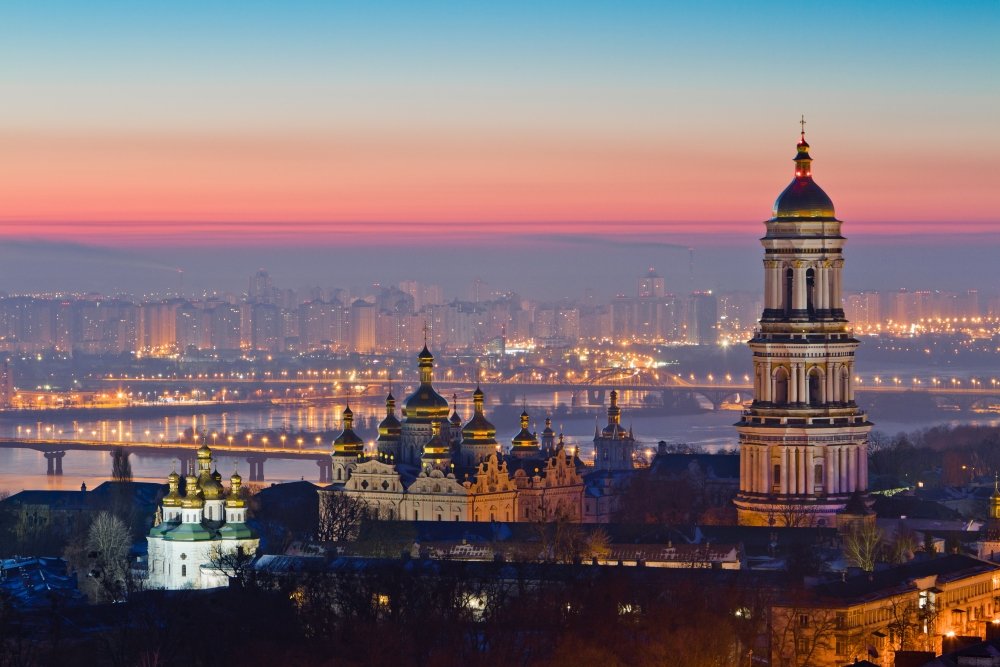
<box><xmin>1</xmin><ymin>2</ymin><xmax>997</xmax><ymax>299</ymax></box>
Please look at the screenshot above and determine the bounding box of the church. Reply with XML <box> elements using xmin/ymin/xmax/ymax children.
<box><xmin>146</xmin><ymin>443</ymin><xmax>259</xmax><ymax>589</ymax></box>
<box><xmin>735</xmin><ymin>123</ymin><xmax>873</xmax><ymax>527</ymax></box>
<box><xmin>320</xmin><ymin>345</ymin><xmax>590</xmax><ymax>524</ymax></box>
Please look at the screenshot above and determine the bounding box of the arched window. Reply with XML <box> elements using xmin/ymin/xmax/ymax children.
<box><xmin>814</xmin><ymin>463</ymin><xmax>824</xmax><ymax>485</ymax></box>
<box><xmin>773</xmin><ymin>367</ymin><xmax>789</xmax><ymax>405</ymax></box>
<box><xmin>840</xmin><ymin>367</ymin><xmax>851</xmax><ymax>403</ymax></box>
<box><xmin>808</xmin><ymin>367</ymin><xmax>824</xmax><ymax>406</ymax></box>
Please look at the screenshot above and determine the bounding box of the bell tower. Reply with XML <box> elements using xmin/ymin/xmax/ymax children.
<box><xmin>735</xmin><ymin>122</ymin><xmax>872</xmax><ymax>526</ymax></box>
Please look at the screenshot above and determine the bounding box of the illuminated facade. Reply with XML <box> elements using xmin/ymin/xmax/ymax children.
<box><xmin>147</xmin><ymin>443</ymin><xmax>258</xmax><ymax>590</ymax></box>
<box><xmin>319</xmin><ymin>346</ymin><xmax>585</xmax><ymax>523</ymax></box>
<box><xmin>735</xmin><ymin>125</ymin><xmax>872</xmax><ymax>526</ymax></box>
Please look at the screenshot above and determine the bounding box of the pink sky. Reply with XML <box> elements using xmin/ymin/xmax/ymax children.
<box><xmin>1</xmin><ymin>127</ymin><xmax>996</xmax><ymax>246</ymax></box>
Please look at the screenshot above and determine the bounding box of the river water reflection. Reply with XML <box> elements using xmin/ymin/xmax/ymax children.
<box><xmin>2</xmin><ymin>391</ymin><xmax>998</xmax><ymax>494</ymax></box>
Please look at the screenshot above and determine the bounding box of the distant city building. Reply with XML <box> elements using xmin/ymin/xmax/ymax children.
<box><xmin>638</xmin><ymin>267</ymin><xmax>665</xmax><ymax>299</ymax></box>
<box><xmin>687</xmin><ymin>291</ymin><xmax>718</xmax><ymax>345</ymax></box>
<box><xmin>0</xmin><ymin>359</ymin><xmax>13</xmax><ymax>408</ymax></box>
<box><xmin>350</xmin><ymin>299</ymin><xmax>377</xmax><ymax>354</ymax></box>
<box><xmin>735</xmin><ymin>127</ymin><xmax>872</xmax><ymax>527</ymax></box>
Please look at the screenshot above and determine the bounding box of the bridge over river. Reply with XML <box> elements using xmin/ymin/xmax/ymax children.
<box><xmin>0</xmin><ymin>438</ymin><xmax>332</xmax><ymax>483</ymax></box>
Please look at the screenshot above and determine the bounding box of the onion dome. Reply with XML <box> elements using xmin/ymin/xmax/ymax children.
<box><xmin>541</xmin><ymin>417</ymin><xmax>555</xmax><ymax>440</ymax></box>
<box><xmin>333</xmin><ymin>405</ymin><xmax>364</xmax><ymax>457</ymax></box>
<box><xmin>182</xmin><ymin>474</ymin><xmax>204</xmax><ymax>508</ymax></box>
<box><xmin>162</xmin><ymin>471</ymin><xmax>183</xmax><ymax>507</ymax></box>
<box><xmin>421</xmin><ymin>420</ymin><xmax>451</xmax><ymax>465</ymax></box>
<box><xmin>226</xmin><ymin>470</ymin><xmax>245</xmax><ymax>508</ymax></box>
<box><xmin>770</xmin><ymin>124</ymin><xmax>837</xmax><ymax>221</ymax></box>
<box><xmin>377</xmin><ymin>392</ymin><xmax>402</xmax><ymax>442</ymax></box>
<box><xmin>461</xmin><ymin>385</ymin><xmax>497</xmax><ymax>445</ymax></box>
<box><xmin>212</xmin><ymin>468</ymin><xmax>222</xmax><ymax>484</ymax></box>
<box><xmin>601</xmin><ymin>390</ymin><xmax>627</xmax><ymax>438</ymax></box>
<box><xmin>193</xmin><ymin>443</ymin><xmax>224</xmax><ymax>500</ymax></box>
<box><xmin>450</xmin><ymin>394</ymin><xmax>463</xmax><ymax>427</ymax></box>
<box><xmin>511</xmin><ymin>409</ymin><xmax>540</xmax><ymax>454</ymax></box>
<box><xmin>402</xmin><ymin>346</ymin><xmax>450</xmax><ymax>423</ymax></box>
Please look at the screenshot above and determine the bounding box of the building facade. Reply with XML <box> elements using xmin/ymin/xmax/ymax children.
<box><xmin>319</xmin><ymin>346</ymin><xmax>586</xmax><ymax>525</ymax></box>
<box><xmin>735</xmin><ymin>126</ymin><xmax>872</xmax><ymax>527</ymax></box>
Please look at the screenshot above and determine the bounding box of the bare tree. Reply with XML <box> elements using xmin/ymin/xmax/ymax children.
<box><xmin>772</xmin><ymin>603</ymin><xmax>841</xmax><ymax>667</ymax></box>
<box><xmin>208</xmin><ymin>543</ymin><xmax>257</xmax><ymax>589</ymax></box>
<box><xmin>111</xmin><ymin>448</ymin><xmax>132</xmax><ymax>483</ymax></box>
<box><xmin>318</xmin><ymin>490</ymin><xmax>370</xmax><ymax>543</ymax></box>
<box><xmin>86</xmin><ymin>511</ymin><xmax>131</xmax><ymax>602</ymax></box>
<box><xmin>843</xmin><ymin>521</ymin><xmax>884</xmax><ymax>571</ymax></box>
<box><xmin>761</xmin><ymin>502</ymin><xmax>819</xmax><ymax>528</ymax></box>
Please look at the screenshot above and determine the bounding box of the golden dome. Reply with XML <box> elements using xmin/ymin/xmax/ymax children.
<box><xmin>421</xmin><ymin>420</ymin><xmax>451</xmax><ymax>464</ymax></box>
<box><xmin>333</xmin><ymin>405</ymin><xmax>364</xmax><ymax>455</ymax></box>
<box><xmin>770</xmin><ymin>130</ymin><xmax>837</xmax><ymax>221</ymax></box>
<box><xmin>377</xmin><ymin>392</ymin><xmax>402</xmax><ymax>442</ymax></box>
<box><xmin>162</xmin><ymin>471</ymin><xmax>182</xmax><ymax>507</ymax></box>
<box><xmin>199</xmin><ymin>470</ymin><xmax>224</xmax><ymax>500</ymax></box>
<box><xmin>182</xmin><ymin>474</ymin><xmax>204</xmax><ymax>508</ymax></box>
<box><xmin>511</xmin><ymin>410</ymin><xmax>539</xmax><ymax>451</ymax></box>
<box><xmin>403</xmin><ymin>346</ymin><xmax>450</xmax><ymax>423</ymax></box>
<box><xmin>461</xmin><ymin>385</ymin><xmax>497</xmax><ymax>445</ymax></box>
<box><xmin>227</xmin><ymin>470</ymin><xmax>245</xmax><ymax>507</ymax></box>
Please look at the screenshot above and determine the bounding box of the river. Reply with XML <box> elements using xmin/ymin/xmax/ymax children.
<box><xmin>2</xmin><ymin>392</ymin><xmax>998</xmax><ymax>495</ymax></box>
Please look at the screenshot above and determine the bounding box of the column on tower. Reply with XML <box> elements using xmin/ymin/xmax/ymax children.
<box><xmin>832</xmin><ymin>259</ymin><xmax>844</xmax><ymax>313</ymax></box>
<box><xmin>760</xmin><ymin>445</ymin><xmax>770</xmax><ymax>492</ymax></box>
<box><xmin>780</xmin><ymin>447</ymin><xmax>789</xmax><ymax>495</ymax></box>
<box><xmin>859</xmin><ymin>442</ymin><xmax>868</xmax><ymax>491</ymax></box>
<box><xmin>797</xmin><ymin>446</ymin><xmax>806</xmax><ymax>496</ymax></box>
<box><xmin>763</xmin><ymin>360</ymin><xmax>772</xmax><ymax>403</ymax></box>
<box><xmin>825</xmin><ymin>445</ymin><xmax>836</xmax><ymax>494</ymax></box>
<box><xmin>846</xmin><ymin>447</ymin><xmax>854</xmax><ymax>493</ymax></box>
<box><xmin>797</xmin><ymin>364</ymin><xmax>808</xmax><ymax>406</ymax></box>
<box><xmin>838</xmin><ymin>447</ymin><xmax>848</xmax><ymax>492</ymax></box>
<box><xmin>740</xmin><ymin>447</ymin><xmax>748</xmax><ymax>492</ymax></box>
<box><xmin>793</xmin><ymin>261</ymin><xmax>807</xmax><ymax>313</ymax></box>
<box><xmin>788</xmin><ymin>364</ymin><xmax>799</xmax><ymax>404</ymax></box>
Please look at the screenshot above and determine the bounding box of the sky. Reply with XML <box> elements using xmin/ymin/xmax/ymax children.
<box><xmin>0</xmin><ymin>2</ymin><xmax>998</xmax><ymax>295</ymax></box>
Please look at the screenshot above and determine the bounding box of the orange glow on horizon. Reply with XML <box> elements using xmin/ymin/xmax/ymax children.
<box><xmin>1</xmin><ymin>129</ymin><xmax>995</xmax><ymax>246</ymax></box>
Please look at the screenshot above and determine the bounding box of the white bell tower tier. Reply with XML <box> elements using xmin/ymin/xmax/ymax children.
<box><xmin>735</xmin><ymin>122</ymin><xmax>872</xmax><ymax>527</ymax></box>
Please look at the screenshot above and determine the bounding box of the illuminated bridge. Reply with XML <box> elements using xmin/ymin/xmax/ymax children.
<box><xmin>0</xmin><ymin>438</ymin><xmax>332</xmax><ymax>483</ymax></box>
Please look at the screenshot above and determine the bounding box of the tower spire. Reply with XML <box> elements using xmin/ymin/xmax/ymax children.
<box><xmin>799</xmin><ymin>114</ymin><xmax>806</xmax><ymax>140</ymax></box>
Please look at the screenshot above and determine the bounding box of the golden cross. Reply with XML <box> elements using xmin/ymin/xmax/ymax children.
<box><xmin>800</xmin><ymin>115</ymin><xmax>807</xmax><ymax>135</ymax></box>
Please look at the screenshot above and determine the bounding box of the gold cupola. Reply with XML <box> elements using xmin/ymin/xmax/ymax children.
<box><xmin>402</xmin><ymin>345</ymin><xmax>450</xmax><ymax>423</ymax></box>
<box><xmin>377</xmin><ymin>392</ymin><xmax>402</xmax><ymax>443</ymax></box>
<box><xmin>461</xmin><ymin>386</ymin><xmax>497</xmax><ymax>445</ymax></box>
<box><xmin>196</xmin><ymin>444</ymin><xmax>224</xmax><ymax>500</ymax></box>
<box><xmin>511</xmin><ymin>409</ymin><xmax>540</xmax><ymax>455</ymax></box>
<box><xmin>333</xmin><ymin>405</ymin><xmax>365</xmax><ymax>457</ymax></box>
<box><xmin>226</xmin><ymin>469</ymin><xmax>245</xmax><ymax>508</ymax></box>
<box><xmin>162</xmin><ymin>471</ymin><xmax>183</xmax><ymax>507</ymax></box>
<box><xmin>770</xmin><ymin>120</ymin><xmax>837</xmax><ymax>221</ymax></box>
<box><xmin>182</xmin><ymin>473</ymin><xmax>204</xmax><ymax>508</ymax></box>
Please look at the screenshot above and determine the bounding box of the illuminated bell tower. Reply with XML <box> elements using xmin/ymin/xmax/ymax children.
<box><xmin>735</xmin><ymin>121</ymin><xmax>872</xmax><ymax>527</ymax></box>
